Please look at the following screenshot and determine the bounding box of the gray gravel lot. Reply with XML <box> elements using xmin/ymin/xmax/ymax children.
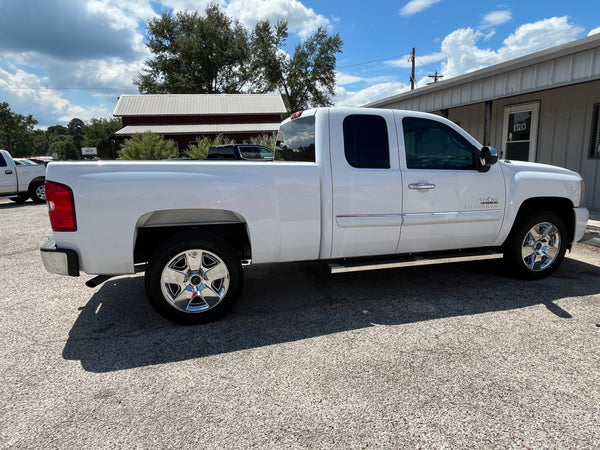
<box><xmin>1</xmin><ymin>198</ymin><xmax>600</xmax><ymax>448</ymax></box>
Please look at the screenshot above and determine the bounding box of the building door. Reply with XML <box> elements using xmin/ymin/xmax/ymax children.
<box><xmin>501</xmin><ymin>102</ymin><xmax>540</xmax><ymax>161</ymax></box>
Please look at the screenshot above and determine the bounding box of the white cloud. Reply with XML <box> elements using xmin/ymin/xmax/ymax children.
<box><xmin>589</xmin><ymin>27</ymin><xmax>600</xmax><ymax>36</ymax></box>
<box><xmin>386</xmin><ymin>52</ymin><xmax>445</xmax><ymax>68</ymax></box>
<box><xmin>336</xmin><ymin>72</ymin><xmax>364</xmax><ymax>86</ymax></box>
<box><xmin>440</xmin><ymin>16</ymin><xmax>584</xmax><ymax>78</ymax></box>
<box><xmin>482</xmin><ymin>10</ymin><xmax>512</xmax><ymax>27</ymax></box>
<box><xmin>499</xmin><ymin>16</ymin><xmax>584</xmax><ymax>60</ymax></box>
<box><xmin>334</xmin><ymin>82</ymin><xmax>408</xmax><ymax>107</ymax></box>
<box><xmin>0</xmin><ymin>66</ymin><xmax>111</xmax><ymax>126</ymax></box>
<box><xmin>336</xmin><ymin>15</ymin><xmax>586</xmax><ymax>109</ymax></box>
<box><xmin>399</xmin><ymin>0</ymin><xmax>441</xmax><ymax>17</ymax></box>
<box><xmin>225</xmin><ymin>0</ymin><xmax>331</xmax><ymax>38</ymax></box>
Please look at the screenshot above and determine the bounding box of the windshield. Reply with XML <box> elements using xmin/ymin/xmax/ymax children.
<box><xmin>275</xmin><ymin>116</ymin><xmax>315</xmax><ymax>162</ymax></box>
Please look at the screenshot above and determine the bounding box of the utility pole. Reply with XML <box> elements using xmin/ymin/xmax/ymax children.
<box><xmin>427</xmin><ymin>70</ymin><xmax>444</xmax><ymax>84</ymax></box>
<box><xmin>410</xmin><ymin>47</ymin><xmax>416</xmax><ymax>90</ymax></box>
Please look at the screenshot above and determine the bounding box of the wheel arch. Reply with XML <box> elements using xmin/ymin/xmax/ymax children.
<box><xmin>506</xmin><ymin>197</ymin><xmax>575</xmax><ymax>247</ymax></box>
<box><xmin>28</xmin><ymin>176</ymin><xmax>45</xmax><ymax>188</ymax></box>
<box><xmin>133</xmin><ymin>208</ymin><xmax>251</xmax><ymax>265</ymax></box>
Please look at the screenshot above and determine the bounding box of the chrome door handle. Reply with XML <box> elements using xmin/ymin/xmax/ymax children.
<box><xmin>5</xmin><ymin>170</ymin><xmax>13</xmax><ymax>175</ymax></box>
<box><xmin>409</xmin><ymin>183</ymin><xmax>435</xmax><ymax>190</ymax></box>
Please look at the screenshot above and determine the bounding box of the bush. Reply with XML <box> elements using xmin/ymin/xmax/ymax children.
<box><xmin>119</xmin><ymin>132</ymin><xmax>178</xmax><ymax>160</ymax></box>
<box><xmin>185</xmin><ymin>135</ymin><xmax>234</xmax><ymax>159</ymax></box>
<box><xmin>247</xmin><ymin>133</ymin><xmax>277</xmax><ymax>150</ymax></box>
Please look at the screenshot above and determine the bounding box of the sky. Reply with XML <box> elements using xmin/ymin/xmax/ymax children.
<box><xmin>0</xmin><ymin>0</ymin><xmax>599</xmax><ymax>128</ymax></box>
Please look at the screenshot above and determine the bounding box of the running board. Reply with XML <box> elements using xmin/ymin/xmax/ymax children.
<box><xmin>328</xmin><ymin>250</ymin><xmax>503</xmax><ymax>274</ymax></box>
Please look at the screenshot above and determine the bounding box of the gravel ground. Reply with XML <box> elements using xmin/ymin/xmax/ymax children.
<box><xmin>1</xmin><ymin>199</ymin><xmax>599</xmax><ymax>448</ymax></box>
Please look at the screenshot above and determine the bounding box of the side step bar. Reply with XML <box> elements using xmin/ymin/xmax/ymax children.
<box><xmin>328</xmin><ymin>250</ymin><xmax>503</xmax><ymax>274</ymax></box>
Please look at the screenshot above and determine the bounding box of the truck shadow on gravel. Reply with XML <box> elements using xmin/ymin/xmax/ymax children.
<box><xmin>63</xmin><ymin>256</ymin><xmax>600</xmax><ymax>373</ymax></box>
<box><xmin>0</xmin><ymin>200</ymin><xmax>40</xmax><ymax>210</ymax></box>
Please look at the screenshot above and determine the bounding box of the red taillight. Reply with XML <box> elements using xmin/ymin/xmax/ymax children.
<box><xmin>46</xmin><ymin>181</ymin><xmax>77</xmax><ymax>232</ymax></box>
<box><xmin>290</xmin><ymin>111</ymin><xmax>304</xmax><ymax>120</ymax></box>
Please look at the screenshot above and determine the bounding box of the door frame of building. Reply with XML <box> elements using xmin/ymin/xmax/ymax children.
<box><xmin>501</xmin><ymin>101</ymin><xmax>540</xmax><ymax>162</ymax></box>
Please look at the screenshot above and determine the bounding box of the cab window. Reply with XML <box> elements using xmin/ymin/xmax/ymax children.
<box><xmin>343</xmin><ymin>115</ymin><xmax>390</xmax><ymax>169</ymax></box>
<box><xmin>403</xmin><ymin>117</ymin><xmax>475</xmax><ymax>170</ymax></box>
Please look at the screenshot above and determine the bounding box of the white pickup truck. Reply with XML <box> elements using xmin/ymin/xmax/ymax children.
<box><xmin>40</xmin><ymin>107</ymin><xmax>589</xmax><ymax>324</ymax></box>
<box><xmin>0</xmin><ymin>149</ymin><xmax>46</xmax><ymax>203</ymax></box>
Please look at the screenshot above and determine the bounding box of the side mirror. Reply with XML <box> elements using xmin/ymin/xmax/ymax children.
<box><xmin>477</xmin><ymin>146</ymin><xmax>498</xmax><ymax>172</ymax></box>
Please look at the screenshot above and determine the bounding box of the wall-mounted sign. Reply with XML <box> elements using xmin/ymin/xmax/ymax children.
<box><xmin>82</xmin><ymin>147</ymin><xmax>97</xmax><ymax>156</ymax></box>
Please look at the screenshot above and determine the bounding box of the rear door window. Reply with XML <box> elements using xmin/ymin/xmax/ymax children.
<box><xmin>343</xmin><ymin>115</ymin><xmax>390</xmax><ymax>169</ymax></box>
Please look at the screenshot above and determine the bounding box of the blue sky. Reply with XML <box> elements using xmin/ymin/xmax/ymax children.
<box><xmin>0</xmin><ymin>0</ymin><xmax>599</xmax><ymax>128</ymax></box>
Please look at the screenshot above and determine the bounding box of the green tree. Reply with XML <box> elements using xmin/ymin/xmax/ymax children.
<box><xmin>135</xmin><ymin>6</ymin><xmax>343</xmax><ymax>112</ymax></box>
<box><xmin>0</xmin><ymin>102</ymin><xmax>38</xmax><ymax>156</ymax></box>
<box><xmin>31</xmin><ymin>129</ymin><xmax>49</xmax><ymax>156</ymax></box>
<box><xmin>67</xmin><ymin>118</ymin><xmax>85</xmax><ymax>152</ymax></box>
<box><xmin>119</xmin><ymin>132</ymin><xmax>178</xmax><ymax>160</ymax></box>
<box><xmin>252</xmin><ymin>23</ymin><xmax>343</xmax><ymax>112</ymax></box>
<box><xmin>49</xmin><ymin>134</ymin><xmax>80</xmax><ymax>160</ymax></box>
<box><xmin>135</xmin><ymin>6</ymin><xmax>256</xmax><ymax>94</ymax></box>
<box><xmin>83</xmin><ymin>117</ymin><xmax>122</xmax><ymax>159</ymax></box>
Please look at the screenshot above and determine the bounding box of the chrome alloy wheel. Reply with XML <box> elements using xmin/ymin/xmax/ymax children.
<box><xmin>520</xmin><ymin>221</ymin><xmax>561</xmax><ymax>272</ymax></box>
<box><xmin>35</xmin><ymin>184</ymin><xmax>46</xmax><ymax>201</ymax></box>
<box><xmin>160</xmin><ymin>249</ymin><xmax>230</xmax><ymax>313</ymax></box>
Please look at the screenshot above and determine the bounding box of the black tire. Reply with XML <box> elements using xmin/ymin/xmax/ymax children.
<box><xmin>503</xmin><ymin>212</ymin><xmax>568</xmax><ymax>280</ymax></box>
<box><xmin>10</xmin><ymin>194</ymin><xmax>29</xmax><ymax>203</ymax></box>
<box><xmin>29</xmin><ymin>181</ymin><xmax>46</xmax><ymax>203</ymax></box>
<box><xmin>144</xmin><ymin>232</ymin><xmax>243</xmax><ymax>324</ymax></box>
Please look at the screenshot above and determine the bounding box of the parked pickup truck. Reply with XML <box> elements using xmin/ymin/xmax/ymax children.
<box><xmin>40</xmin><ymin>108</ymin><xmax>589</xmax><ymax>324</ymax></box>
<box><xmin>206</xmin><ymin>144</ymin><xmax>274</xmax><ymax>160</ymax></box>
<box><xmin>0</xmin><ymin>149</ymin><xmax>46</xmax><ymax>203</ymax></box>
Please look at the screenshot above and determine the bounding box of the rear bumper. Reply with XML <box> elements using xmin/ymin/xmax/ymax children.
<box><xmin>574</xmin><ymin>207</ymin><xmax>589</xmax><ymax>242</ymax></box>
<box><xmin>40</xmin><ymin>238</ymin><xmax>79</xmax><ymax>276</ymax></box>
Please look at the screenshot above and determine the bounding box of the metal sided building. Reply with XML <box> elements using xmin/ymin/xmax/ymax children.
<box><xmin>113</xmin><ymin>93</ymin><xmax>287</xmax><ymax>153</ymax></box>
<box><xmin>366</xmin><ymin>33</ymin><xmax>600</xmax><ymax>210</ymax></box>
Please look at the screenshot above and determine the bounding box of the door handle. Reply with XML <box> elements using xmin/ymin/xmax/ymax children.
<box><xmin>5</xmin><ymin>170</ymin><xmax>13</xmax><ymax>175</ymax></box>
<box><xmin>409</xmin><ymin>183</ymin><xmax>435</xmax><ymax>190</ymax></box>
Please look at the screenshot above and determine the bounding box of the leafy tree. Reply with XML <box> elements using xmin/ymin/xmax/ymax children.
<box><xmin>0</xmin><ymin>102</ymin><xmax>38</xmax><ymax>156</ymax></box>
<box><xmin>31</xmin><ymin>129</ymin><xmax>49</xmax><ymax>156</ymax></box>
<box><xmin>185</xmin><ymin>135</ymin><xmax>234</xmax><ymax>159</ymax></box>
<box><xmin>135</xmin><ymin>6</ymin><xmax>343</xmax><ymax>112</ymax></box>
<box><xmin>135</xmin><ymin>6</ymin><xmax>255</xmax><ymax>94</ymax></box>
<box><xmin>83</xmin><ymin>117</ymin><xmax>122</xmax><ymax>159</ymax></box>
<box><xmin>67</xmin><ymin>118</ymin><xmax>85</xmax><ymax>152</ymax></box>
<box><xmin>47</xmin><ymin>125</ymin><xmax>68</xmax><ymax>137</ymax></box>
<box><xmin>49</xmin><ymin>134</ymin><xmax>80</xmax><ymax>160</ymax></box>
<box><xmin>119</xmin><ymin>132</ymin><xmax>178</xmax><ymax>160</ymax></box>
<box><xmin>252</xmin><ymin>23</ymin><xmax>343</xmax><ymax>112</ymax></box>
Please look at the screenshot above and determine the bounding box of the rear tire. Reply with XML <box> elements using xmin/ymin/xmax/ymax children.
<box><xmin>144</xmin><ymin>232</ymin><xmax>243</xmax><ymax>324</ymax></box>
<box><xmin>503</xmin><ymin>212</ymin><xmax>567</xmax><ymax>279</ymax></box>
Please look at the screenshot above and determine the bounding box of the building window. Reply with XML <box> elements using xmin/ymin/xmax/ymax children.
<box><xmin>590</xmin><ymin>103</ymin><xmax>600</xmax><ymax>158</ymax></box>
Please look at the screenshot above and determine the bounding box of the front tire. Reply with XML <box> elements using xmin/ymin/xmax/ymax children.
<box><xmin>503</xmin><ymin>212</ymin><xmax>567</xmax><ymax>279</ymax></box>
<box><xmin>145</xmin><ymin>233</ymin><xmax>243</xmax><ymax>324</ymax></box>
